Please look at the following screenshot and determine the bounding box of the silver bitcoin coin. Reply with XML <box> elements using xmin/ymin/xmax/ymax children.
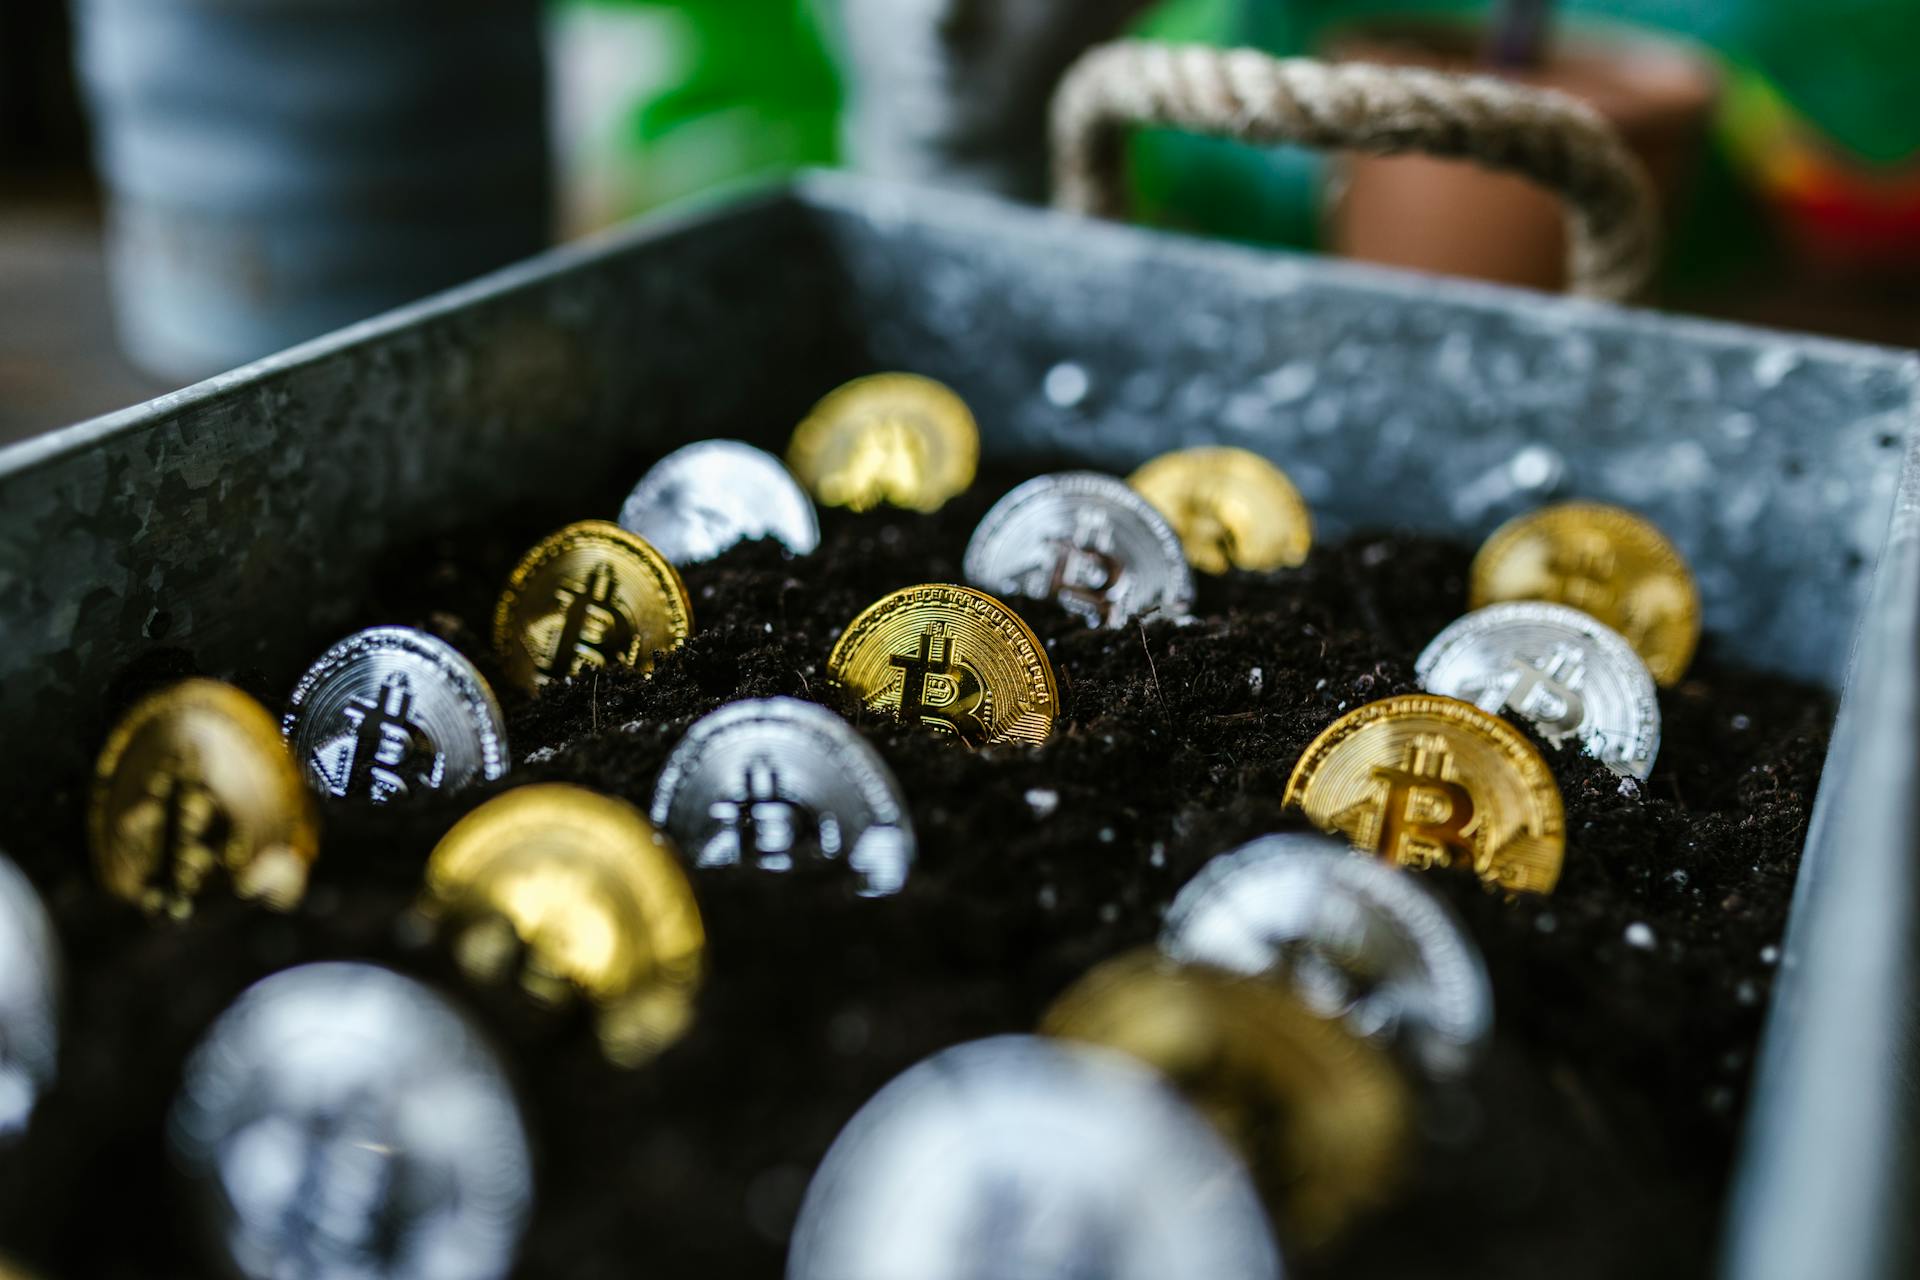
<box><xmin>788</xmin><ymin>1035</ymin><xmax>1281</xmax><ymax>1280</ymax></box>
<box><xmin>1162</xmin><ymin>832</ymin><xmax>1492</xmax><ymax>1080</ymax></box>
<box><xmin>650</xmin><ymin>697</ymin><xmax>914</xmax><ymax>897</ymax></box>
<box><xmin>0</xmin><ymin>855</ymin><xmax>58</xmax><ymax>1141</ymax></box>
<box><xmin>283</xmin><ymin>626</ymin><xmax>510</xmax><ymax>803</ymax></box>
<box><xmin>963</xmin><ymin>471</ymin><xmax>1196</xmax><ymax>628</ymax></box>
<box><xmin>618</xmin><ymin>439</ymin><xmax>821</xmax><ymax>564</ymax></box>
<box><xmin>1415</xmin><ymin>600</ymin><xmax>1661</xmax><ymax>780</ymax></box>
<box><xmin>170</xmin><ymin>962</ymin><xmax>534</xmax><ymax>1280</ymax></box>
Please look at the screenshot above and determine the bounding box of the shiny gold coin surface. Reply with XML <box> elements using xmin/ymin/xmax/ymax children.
<box><xmin>1042</xmin><ymin>948</ymin><xmax>1410</xmax><ymax>1250</ymax></box>
<box><xmin>419</xmin><ymin>783</ymin><xmax>705</xmax><ymax>1067</ymax></box>
<box><xmin>827</xmin><ymin>583</ymin><xmax>1057</xmax><ymax>747</ymax></box>
<box><xmin>1129</xmin><ymin>446</ymin><xmax>1313</xmax><ymax>574</ymax></box>
<box><xmin>89</xmin><ymin>679</ymin><xmax>318</xmax><ymax>919</ymax></box>
<box><xmin>1284</xmin><ymin>694</ymin><xmax>1565</xmax><ymax>895</ymax></box>
<box><xmin>493</xmin><ymin>520</ymin><xmax>693</xmax><ymax>695</ymax></box>
<box><xmin>1469</xmin><ymin>500</ymin><xmax>1700</xmax><ymax>684</ymax></box>
<box><xmin>786</xmin><ymin>373</ymin><xmax>980</xmax><ymax>513</ymax></box>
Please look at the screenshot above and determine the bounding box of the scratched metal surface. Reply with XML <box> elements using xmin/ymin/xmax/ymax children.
<box><xmin>0</xmin><ymin>187</ymin><xmax>867</xmax><ymax>779</ymax></box>
<box><xmin>0</xmin><ymin>171</ymin><xmax>1917</xmax><ymax>1277</ymax></box>
<box><xmin>809</xmin><ymin>181</ymin><xmax>1918</xmax><ymax>687</ymax></box>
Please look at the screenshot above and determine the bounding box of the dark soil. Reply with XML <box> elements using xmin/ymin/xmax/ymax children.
<box><xmin>0</xmin><ymin>467</ymin><xmax>1830</xmax><ymax>1280</ymax></box>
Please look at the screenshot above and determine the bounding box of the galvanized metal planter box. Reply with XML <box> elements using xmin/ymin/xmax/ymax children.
<box><xmin>0</xmin><ymin>173</ymin><xmax>1914</xmax><ymax>1279</ymax></box>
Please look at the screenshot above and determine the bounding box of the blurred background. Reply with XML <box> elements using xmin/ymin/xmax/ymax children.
<box><xmin>4</xmin><ymin>0</ymin><xmax>1918</xmax><ymax>445</ymax></box>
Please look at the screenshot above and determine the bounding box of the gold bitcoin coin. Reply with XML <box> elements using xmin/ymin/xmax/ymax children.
<box><xmin>1042</xmin><ymin>948</ymin><xmax>1409</xmax><ymax>1250</ymax></box>
<box><xmin>1469</xmin><ymin>501</ymin><xmax>1700</xmax><ymax>684</ymax></box>
<box><xmin>418</xmin><ymin>783</ymin><xmax>705</xmax><ymax>1068</ymax></box>
<box><xmin>786</xmin><ymin>372</ymin><xmax>980</xmax><ymax>513</ymax></box>
<box><xmin>1284</xmin><ymin>694</ymin><xmax>1564</xmax><ymax>895</ymax></box>
<box><xmin>1128</xmin><ymin>445</ymin><xmax>1313</xmax><ymax>574</ymax></box>
<box><xmin>89</xmin><ymin>679</ymin><xmax>319</xmax><ymax>919</ymax></box>
<box><xmin>493</xmin><ymin>520</ymin><xmax>694</xmax><ymax>695</ymax></box>
<box><xmin>827</xmin><ymin>583</ymin><xmax>1057</xmax><ymax>747</ymax></box>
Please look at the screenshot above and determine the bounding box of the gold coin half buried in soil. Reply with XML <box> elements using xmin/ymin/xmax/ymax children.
<box><xmin>89</xmin><ymin>678</ymin><xmax>319</xmax><ymax>919</ymax></box>
<box><xmin>1469</xmin><ymin>500</ymin><xmax>1700</xmax><ymax>685</ymax></box>
<box><xmin>1129</xmin><ymin>445</ymin><xmax>1313</xmax><ymax>574</ymax></box>
<box><xmin>1284</xmin><ymin>694</ymin><xmax>1565</xmax><ymax>895</ymax></box>
<box><xmin>786</xmin><ymin>372</ymin><xmax>980</xmax><ymax>513</ymax></box>
<box><xmin>418</xmin><ymin>783</ymin><xmax>705</xmax><ymax>1068</ymax></box>
<box><xmin>827</xmin><ymin>583</ymin><xmax>1058</xmax><ymax>747</ymax></box>
<box><xmin>1042</xmin><ymin>948</ymin><xmax>1410</xmax><ymax>1251</ymax></box>
<box><xmin>493</xmin><ymin>519</ymin><xmax>694</xmax><ymax>695</ymax></box>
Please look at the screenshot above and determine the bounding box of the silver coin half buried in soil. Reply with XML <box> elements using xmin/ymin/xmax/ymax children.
<box><xmin>282</xmin><ymin>626</ymin><xmax>509</xmax><ymax>803</ymax></box>
<box><xmin>169</xmin><ymin>962</ymin><xmax>534</xmax><ymax>1280</ymax></box>
<box><xmin>650</xmin><ymin>697</ymin><xmax>913</xmax><ymax>897</ymax></box>
<box><xmin>962</xmin><ymin>471</ymin><xmax>1196</xmax><ymax>628</ymax></box>
<box><xmin>618</xmin><ymin>439</ymin><xmax>821</xmax><ymax>564</ymax></box>
<box><xmin>1161</xmin><ymin>832</ymin><xmax>1492</xmax><ymax>1080</ymax></box>
<box><xmin>0</xmin><ymin>854</ymin><xmax>59</xmax><ymax>1141</ymax></box>
<box><xmin>1415</xmin><ymin>600</ymin><xmax>1661</xmax><ymax>780</ymax></box>
<box><xmin>788</xmin><ymin>1034</ymin><xmax>1281</xmax><ymax>1280</ymax></box>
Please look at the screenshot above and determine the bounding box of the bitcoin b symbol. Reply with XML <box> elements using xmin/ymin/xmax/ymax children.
<box><xmin>889</xmin><ymin>622</ymin><xmax>991</xmax><ymax>747</ymax></box>
<box><xmin>543</xmin><ymin>563</ymin><xmax>639</xmax><ymax>678</ymax></box>
<box><xmin>1363</xmin><ymin>738</ymin><xmax>1478</xmax><ymax>873</ymax></box>
<box><xmin>1179</xmin><ymin>490</ymin><xmax>1239</xmax><ymax>577</ymax></box>
<box><xmin>1498</xmin><ymin>650</ymin><xmax>1587</xmax><ymax>741</ymax></box>
<box><xmin>119</xmin><ymin>748</ymin><xmax>233</xmax><ymax>914</ymax></box>
<box><xmin>316</xmin><ymin>672</ymin><xmax>441</xmax><ymax>802</ymax></box>
<box><xmin>703</xmin><ymin>758</ymin><xmax>823</xmax><ymax>872</ymax></box>
<box><xmin>1543</xmin><ymin>530</ymin><xmax>1619</xmax><ymax>614</ymax></box>
<box><xmin>832</xmin><ymin>415</ymin><xmax>928</xmax><ymax>510</ymax></box>
<box><xmin>1043</xmin><ymin>508</ymin><xmax>1129</xmax><ymax>627</ymax></box>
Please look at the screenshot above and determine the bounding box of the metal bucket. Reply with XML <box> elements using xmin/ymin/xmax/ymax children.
<box><xmin>72</xmin><ymin>0</ymin><xmax>551</xmax><ymax>381</ymax></box>
<box><xmin>0</xmin><ymin>174</ymin><xmax>1914</xmax><ymax>1277</ymax></box>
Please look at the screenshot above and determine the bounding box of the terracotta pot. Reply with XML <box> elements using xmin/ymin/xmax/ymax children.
<box><xmin>1325</xmin><ymin>19</ymin><xmax>1717</xmax><ymax>293</ymax></box>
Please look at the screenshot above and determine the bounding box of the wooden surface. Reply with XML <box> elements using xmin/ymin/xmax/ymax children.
<box><xmin>0</xmin><ymin>192</ymin><xmax>172</xmax><ymax>445</ymax></box>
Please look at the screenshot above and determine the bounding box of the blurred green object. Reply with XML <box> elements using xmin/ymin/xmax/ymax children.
<box><xmin>558</xmin><ymin>0</ymin><xmax>1920</xmax><ymax>292</ymax></box>
<box><xmin>553</xmin><ymin>0</ymin><xmax>839</xmax><ymax>230</ymax></box>
<box><xmin>1137</xmin><ymin>0</ymin><xmax>1243</xmax><ymax>39</ymax></box>
<box><xmin>1244</xmin><ymin>0</ymin><xmax>1920</xmax><ymax>163</ymax></box>
<box><xmin>1126</xmin><ymin>0</ymin><xmax>1920</xmax><ymax>283</ymax></box>
<box><xmin>1127</xmin><ymin>0</ymin><xmax>1322</xmax><ymax>247</ymax></box>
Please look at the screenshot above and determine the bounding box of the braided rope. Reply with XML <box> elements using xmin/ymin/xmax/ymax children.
<box><xmin>1050</xmin><ymin>40</ymin><xmax>1660</xmax><ymax>301</ymax></box>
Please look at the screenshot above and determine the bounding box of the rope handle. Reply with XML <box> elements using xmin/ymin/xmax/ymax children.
<box><xmin>1049</xmin><ymin>40</ymin><xmax>1660</xmax><ymax>301</ymax></box>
